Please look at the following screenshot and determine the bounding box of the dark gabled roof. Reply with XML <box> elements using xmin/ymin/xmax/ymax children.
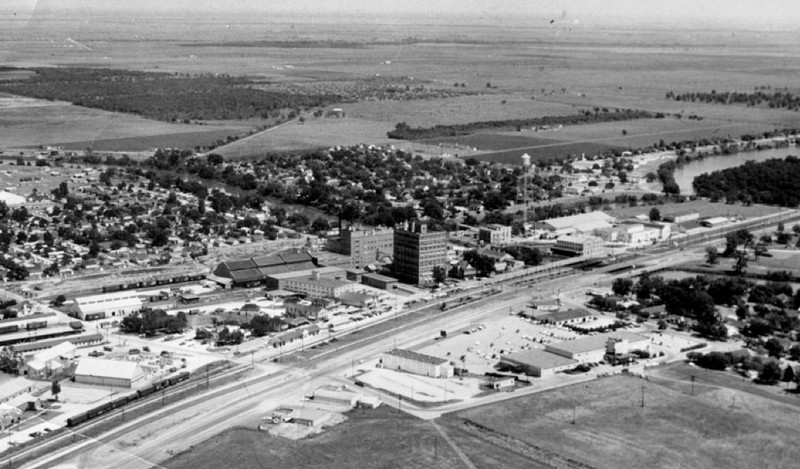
<box><xmin>278</xmin><ymin>251</ymin><xmax>314</xmax><ymax>264</ymax></box>
<box><xmin>252</xmin><ymin>255</ymin><xmax>284</xmax><ymax>268</ymax></box>
<box><xmin>257</xmin><ymin>265</ymin><xmax>293</xmax><ymax>276</ymax></box>
<box><xmin>225</xmin><ymin>259</ymin><xmax>257</xmax><ymax>271</ymax></box>
<box><xmin>229</xmin><ymin>268</ymin><xmax>263</xmax><ymax>282</ymax></box>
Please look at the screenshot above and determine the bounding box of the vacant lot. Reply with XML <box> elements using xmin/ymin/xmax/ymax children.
<box><xmin>164</xmin><ymin>406</ymin><xmax>464</xmax><ymax>469</ymax></box>
<box><xmin>440</xmin><ymin>374</ymin><xmax>800</xmax><ymax>469</ymax></box>
<box><xmin>606</xmin><ymin>200</ymin><xmax>783</xmax><ymax>221</ymax></box>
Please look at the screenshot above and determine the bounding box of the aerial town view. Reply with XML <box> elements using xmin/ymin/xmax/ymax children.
<box><xmin>1</xmin><ymin>0</ymin><xmax>800</xmax><ymax>468</ymax></box>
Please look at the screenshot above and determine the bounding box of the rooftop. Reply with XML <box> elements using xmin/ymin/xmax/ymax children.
<box><xmin>74</xmin><ymin>357</ymin><xmax>143</xmax><ymax>381</ymax></box>
<box><xmin>547</xmin><ymin>331</ymin><xmax>649</xmax><ymax>355</ymax></box>
<box><xmin>502</xmin><ymin>349</ymin><xmax>578</xmax><ymax>369</ymax></box>
<box><xmin>384</xmin><ymin>348</ymin><xmax>449</xmax><ymax>366</ymax></box>
<box><xmin>540</xmin><ymin>308</ymin><xmax>594</xmax><ymax>323</ymax></box>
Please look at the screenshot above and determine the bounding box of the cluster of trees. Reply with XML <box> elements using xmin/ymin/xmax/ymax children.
<box><xmin>0</xmin><ymin>68</ymin><xmax>340</xmax><ymax>122</ymax></box>
<box><xmin>631</xmin><ymin>273</ymin><xmax>728</xmax><ymax>339</ymax></box>
<box><xmin>387</xmin><ymin>109</ymin><xmax>660</xmax><ymax>140</ymax></box>
<box><xmin>667</xmin><ymin>89</ymin><xmax>800</xmax><ymax>112</ymax></box>
<box><xmin>686</xmin><ymin>350</ymin><xmax>795</xmax><ymax>385</ymax></box>
<box><xmin>120</xmin><ymin>309</ymin><xmax>187</xmax><ymax>336</ymax></box>
<box><xmin>693</xmin><ymin>157</ymin><xmax>800</xmax><ymax>207</ymax></box>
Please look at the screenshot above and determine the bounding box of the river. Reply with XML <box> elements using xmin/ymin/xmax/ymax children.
<box><xmin>672</xmin><ymin>147</ymin><xmax>799</xmax><ymax>195</ymax></box>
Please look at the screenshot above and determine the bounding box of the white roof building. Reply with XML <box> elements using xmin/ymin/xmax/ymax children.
<box><xmin>74</xmin><ymin>291</ymin><xmax>142</xmax><ymax>320</ymax></box>
<box><xmin>0</xmin><ymin>191</ymin><xmax>26</xmax><ymax>207</ymax></box>
<box><xmin>74</xmin><ymin>358</ymin><xmax>145</xmax><ymax>388</ymax></box>
<box><xmin>543</xmin><ymin>212</ymin><xmax>615</xmax><ymax>235</ymax></box>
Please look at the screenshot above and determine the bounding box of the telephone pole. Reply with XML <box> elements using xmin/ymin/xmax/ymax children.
<box><xmin>690</xmin><ymin>375</ymin><xmax>695</xmax><ymax>396</ymax></box>
<box><xmin>641</xmin><ymin>383</ymin><xmax>645</xmax><ymax>408</ymax></box>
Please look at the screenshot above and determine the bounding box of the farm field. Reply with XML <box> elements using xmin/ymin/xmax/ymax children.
<box><xmin>214</xmin><ymin>117</ymin><xmax>396</xmax><ymax>157</ymax></box>
<box><xmin>3</xmin><ymin>20</ymin><xmax>800</xmax><ymax>155</ymax></box>
<box><xmin>439</xmin><ymin>374</ymin><xmax>800</xmax><ymax>469</ymax></box>
<box><xmin>163</xmin><ymin>406</ymin><xmax>464</xmax><ymax>469</ymax></box>
<box><xmin>342</xmin><ymin>94</ymin><xmax>582</xmax><ymax>128</ymax></box>
<box><xmin>0</xmin><ymin>93</ymin><xmax>252</xmax><ymax>150</ymax></box>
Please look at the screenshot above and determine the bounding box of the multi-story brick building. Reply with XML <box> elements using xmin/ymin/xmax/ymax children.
<box><xmin>393</xmin><ymin>222</ymin><xmax>447</xmax><ymax>286</ymax></box>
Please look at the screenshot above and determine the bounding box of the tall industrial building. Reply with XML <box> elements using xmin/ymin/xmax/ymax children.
<box><xmin>339</xmin><ymin>226</ymin><xmax>394</xmax><ymax>268</ymax></box>
<box><xmin>393</xmin><ymin>222</ymin><xmax>447</xmax><ymax>286</ymax></box>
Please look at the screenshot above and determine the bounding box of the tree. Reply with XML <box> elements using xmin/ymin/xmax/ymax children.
<box><xmin>705</xmin><ymin>247</ymin><xmax>719</xmax><ymax>265</ymax></box>
<box><xmin>734</xmin><ymin>250</ymin><xmax>748</xmax><ymax>275</ymax></box>
<box><xmin>648</xmin><ymin>207</ymin><xmax>661</xmax><ymax>222</ymax></box>
<box><xmin>611</xmin><ymin>278</ymin><xmax>634</xmax><ymax>297</ymax></box>
<box><xmin>463</xmin><ymin>250</ymin><xmax>496</xmax><ymax>277</ymax></box>
<box><xmin>53</xmin><ymin>294</ymin><xmax>66</xmax><ymax>307</ymax></box>
<box><xmin>432</xmin><ymin>265</ymin><xmax>447</xmax><ymax>284</ymax></box>
<box><xmin>757</xmin><ymin>360</ymin><xmax>782</xmax><ymax>385</ymax></box>
<box><xmin>782</xmin><ymin>365</ymin><xmax>795</xmax><ymax>383</ymax></box>
<box><xmin>51</xmin><ymin>379</ymin><xmax>61</xmax><ymax>401</ymax></box>
<box><xmin>764</xmin><ymin>337</ymin><xmax>784</xmax><ymax>358</ymax></box>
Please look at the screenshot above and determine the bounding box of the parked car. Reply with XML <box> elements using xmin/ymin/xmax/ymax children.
<box><xmin>88</xmin><ymin>351</ymin><xmax>104</xmax><ymax>357</ymax></box>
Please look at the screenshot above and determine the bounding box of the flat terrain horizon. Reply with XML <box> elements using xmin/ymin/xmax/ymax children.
<box><xmin>3</xmin><ymin>19</ymin><xmax>800</xmax><ymax>158</ymax></box>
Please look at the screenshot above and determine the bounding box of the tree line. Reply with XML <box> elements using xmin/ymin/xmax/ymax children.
<box><xmin>0</xmin><ymin>67</ymin><xmax>341</xmax><ymax>122</ymax></box>
<box><xmin>667</xmin><ymin>89</ymin><xmax>800</xmax><ymax>112</ymax></box>
<box><xmin>387</xmin><ymin>109</ymin><xmax>664</xmax><ymax>140</ymax></box>
<box><xmin>693</xmin><ymin>156</ymin><xmax>800</xmax><ymax>207</ymax></box>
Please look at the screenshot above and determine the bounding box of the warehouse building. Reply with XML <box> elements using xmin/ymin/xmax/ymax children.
<box><xmin>551</xmin><ymin>235</ymin><xmax>605</xmax><ymax>257</ymax></box>
<box><xmin>381</xmin><ymin>348</ymin><xmax>453</xmax><ymax>378</ymax></box>
<box><xmin>478</xmin><ymin>224</ymin><xmax>512</xmax><ymax>246</ymax></box>
<box><xmin>73</xmin><ymin>358</ymin><xmax>145</xmax><ymax>388</ymax></box>
<box><xmin>538</xmin><ymin>308</ymin><xmax>595</xmax><ymax>326</ymax></box>
<box><xmin>545</xmin><ymin>331</ymin><xmax>650</xmax><ymax>364</ymax></box>
<box><xmin>361</xmin><ymin>273</ymin><xmax>399</xmax><ymax>290</ymax></box>
<box><xmin>336</xmin><ymin>226</ymin><xmax>395</xmax><ymax>268</ymax></box>
<box><xmin>543</xmin><ymin>212</ymin><xmax>615</xmax><ymax>236</ymax></box>
<box><xmin>289</xmin><ymin>408</ymin><xmax>331</xmax><ymax>427</ymax></box>
<box><xmin>210</xmin><ymin>250</ymin><xmax>316</xmax><ymax>288</ymax></box>
<box><xmin>500</xmin><ymin>349</ymin><xmax>578</xmax><ymax>378</ymax></box>
<box><xmin>273</xmin><ymin>270</ymin><xmax>358</xmax><ymax>299</ymax></box>
<box><xmin>313</xmin><ymin>388</ymin><xmax>361</xmax><ymax>408</ymax></box>
<box><xmin>74</xmin><ymin>291</ymin><xmax>142</xmax><ymax>321</ymax></box>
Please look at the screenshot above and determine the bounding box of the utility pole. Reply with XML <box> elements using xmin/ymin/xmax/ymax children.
<box><xmin>572</xmin><ymin>405</ymin><xmax>576</xmax><ymax>425</ymax></box>
<box><xmin>641</xmin><ymin>383</ymin><xmax>645</xmax><ymax>408</ymax></box>
<box><xmin>690</xmin><ymin>375</ymin><xmax>695</xmax><ymax>396</ymax></box>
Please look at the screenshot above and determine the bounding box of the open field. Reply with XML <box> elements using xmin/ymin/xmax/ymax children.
<box><xmin>343</xmin><ymin>94</ymin><xmax>583</xmax><ymax>127</ymax></box>
<box><xmin>0</xmin><ymin>93</ymin><xmax>251</xmax><ymax>150</ymax></box>
<box><xmin>164</xmin><ymin>406</ymin><xmax>464</xmax><ymax>469</ymax></box>
<box><xmin>440</xmin><ymin>374</ymin><xmax>800</xmax><ymax>469</ymax></box>
<box><xmin>3</xmin><ymin>19</ymin><xmax>800</xmax><ymax>155</ymax></box>
<box><xmin>606</xmin><ymin>200</ymin><xmax>784</xmax><ymax>220</ymax></box>
<box><xmin>214</xmin><ymin>117</ymin><xmax>396</xmax><ymax>157</ymax></box>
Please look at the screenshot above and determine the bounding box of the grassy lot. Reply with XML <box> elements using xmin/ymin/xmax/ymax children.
<box><xmin>440</xmin><ymin>374</ymin><xmax>800</xmax><ymax>469</ymax></box>
<box><xmin>649</xmin><ymin>361</ymin><xmax>800</xmax><ymax>408</ymax></box>
<box><xmin>164</xmin><ymin>406</ymin><xmax>464</xmax><ymax>469</ymax></box>
<box><xmin>215</xmin><ymin>117</ymin><xmax>396</xmax><ymax>157</ymax></box>
<box><xmin>606</xmin><ymin>200</ymin><xmax>784</xmax><ymax>220</ymax></box>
